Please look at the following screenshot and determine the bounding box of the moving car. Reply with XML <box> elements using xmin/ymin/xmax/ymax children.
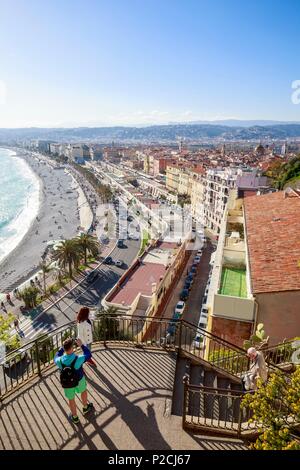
<box><xmin>174</xmin><ymin>301</ymin><xmax>185</xmax><ymax>316</ymax></box>
<box><xmin>129</xmin><ymin>233</ymin><xmax>139</xmax><ymax>240</ymax></box>
<box><xmin>180</xmin><ymin>289</ymin><xmax>189</xmax><ymax>301</ymax></box>
<box><xmin>86</xmin><ymin>270</ymin><xmax>99</xmax><ymax>282</ymax></box>
<box><xmin>1</xmin><ymin>348</ymin><xmax>28</xmax><ymax>369</ymax></box>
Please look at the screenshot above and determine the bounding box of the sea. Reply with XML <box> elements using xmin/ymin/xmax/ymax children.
<box><xmin>0</xmin><ymin>148</ymin><xmax>40</xmax><ymax>264</ymax></box>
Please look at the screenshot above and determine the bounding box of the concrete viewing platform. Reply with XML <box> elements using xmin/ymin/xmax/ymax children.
<box><xmin>0</xmin><ymin>346</ymin><xmax>247</xmax><ymax>450</ymax></box>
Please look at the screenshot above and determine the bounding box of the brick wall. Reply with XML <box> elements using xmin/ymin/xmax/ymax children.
<box><xmin>210</xmin><ymin>316</ymin><xmax>252</xmax><ymax>348</ymax></box>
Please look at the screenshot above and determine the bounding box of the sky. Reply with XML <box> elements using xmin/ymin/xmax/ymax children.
<box><xmin>0</xmin><ymin>0</ymin><xmax>299</xmax><ymax>127</ymax></box>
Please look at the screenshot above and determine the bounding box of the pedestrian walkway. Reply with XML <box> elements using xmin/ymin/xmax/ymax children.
<box><xmin>0</xmin><ymin>346</ymin><xmax>247</xmax><ymax>450</ymax></box>
<box><xmin>2</xmin><ymin>240</ymin><xmax>116</xmax><ymax>342</ymax></box>
<box><xmin>10</xmin><ymin>316</ymin><xmax>57</xmax><ymax>342</ymax></box>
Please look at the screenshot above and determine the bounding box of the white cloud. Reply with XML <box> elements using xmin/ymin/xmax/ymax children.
<box><xmin>0</xmin><ymin>80</ymin><xmax>7</xmax><ymax>105</ymax></box>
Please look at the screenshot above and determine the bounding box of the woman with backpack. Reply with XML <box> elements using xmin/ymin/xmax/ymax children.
<box><xmin>76</xmin><ymin>307</ymin><xmax>97</xmax><ymax>367</ymax></box>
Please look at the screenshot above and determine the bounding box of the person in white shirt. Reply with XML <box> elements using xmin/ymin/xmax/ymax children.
<box><xmin>242</xmin><ymin>347</ymin><xmax>268</xmax><ymax>390</ymax></box>
<box><xmin>77</xmin><ymin>307</ymin><xmax>97</xmax><ymax>367</ymax></box>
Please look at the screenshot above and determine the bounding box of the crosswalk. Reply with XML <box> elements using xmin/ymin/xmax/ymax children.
<box><xmin>10</xmin><ymin>317</ymin><xmax>57</xmax><ymax>342</ymax></box>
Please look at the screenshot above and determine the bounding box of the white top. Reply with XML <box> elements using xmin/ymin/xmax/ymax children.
<box><xmin>77</xmin><ymin>320</ymin><xmax>93</xmax><ymax>345</ymax></box>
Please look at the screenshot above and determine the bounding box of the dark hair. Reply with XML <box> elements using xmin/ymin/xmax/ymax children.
<box><xmin>77</xmin><ymin>307</ymin><xmax>90</xmax><ymax>323</ymax></box>
<box><xmin>63</xmin><ymin>338</ymin><xmax>74</xmax><ymax>351</ymax></box>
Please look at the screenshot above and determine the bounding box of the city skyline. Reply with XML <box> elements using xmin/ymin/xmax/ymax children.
<box><xmin>0</xmin><ymin>0</ymin><xmax>300</xmax><ymax>127</ymax></box>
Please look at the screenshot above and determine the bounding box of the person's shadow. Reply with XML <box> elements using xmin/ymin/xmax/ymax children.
<box><xmin>87</xmin><ymin>367</ymin><xmax>172</xmax><ymax>450</ymax></box>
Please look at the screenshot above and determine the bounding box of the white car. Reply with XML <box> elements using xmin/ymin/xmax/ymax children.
<box><xmin>115</xmin><ymin>259</ymin><xmax>124</xmax><ymax>267</ymax></box>
<box><xmin>194</xmin><ymin>334</ymin><xmax>204</xmax><ymax>349</ymax></box>
<box><xmin>128</xmin><ymin>233</ymin><xmax>139</xmax><ymax>240</ymax></box>
<box><xmin>197</xmin><ymin>249</ymin><xmax>203</xmax><ymax>256</ymax></box>
<box><xmin>174</xmin><ymin>301</ymin><xmax>185</xmax><ymax>316</ymax></box>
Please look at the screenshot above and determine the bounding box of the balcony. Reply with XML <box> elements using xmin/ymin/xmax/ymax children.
<box><xmin>0</xmin><ymin>317</ymin><xmax>249</xmax><ymax>450</ymax></box>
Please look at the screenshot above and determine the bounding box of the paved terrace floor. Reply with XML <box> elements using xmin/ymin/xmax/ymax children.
<box><xmin>0</xmin><ymin>346</ymin><xmax>247</xmax><ymax>450</ymax></box>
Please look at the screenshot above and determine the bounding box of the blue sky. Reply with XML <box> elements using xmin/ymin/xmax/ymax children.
<box><xmin>0</xmin><ymin>0</ymin><xmax>299</xmax><ymax>127</ymax></box>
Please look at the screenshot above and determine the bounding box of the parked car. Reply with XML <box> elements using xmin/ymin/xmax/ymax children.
<box><xmin>190</xmin><ymin>266</ymin><xmax>197</xmax><ymax>274</ymax></box>
<box><xmin>184</xmin><ymin>280</ymin><xmax>192</xmax><ymax>291</ymax></box>
<box><xmin>194</xmin><ymin>256</ymin><xmax>201</xmax><ymax>264</ymax></box>
<box><xmin>201</xmin><ymin>305</ymin><xmax>209</xmax><ymax>317</ymax></box>
<box><xmin>104</xmin><ymin>256</ymin><xmax>113</xmax><ymax>264</ymax></box>
<box><xmin>174</xmin><ymin>301</ymin><xmax>185</xmax><ymax>316</ymax></box>
<box><xmin>86</xmin><ymin>270</ymin><xmax>99</xmax><ymax>282</ymax></box>
<box><xmin>115</xmin><ymin>259</ymin><xmax>124</xmax><ymax>267</ymax></box>
<box><xmin>187</xmin><ymin>273</ymin><xmax>194</xmax><ymax>283</ymax></box>
<box><xmin>180</xmin><ymin>289</ymin><xmax>189</xmax><ymax>301</ymax></box>
<box><xmin>172</xmin><ymin>311</ymin><xmax>181</xmax><ymax>321</ymax></box>
<box><xmin>197</xmin><ymin>250</ymin><xmax>203</xmax><ymax>256</ymax></box>
<box><xmin>117</xmin><ymin>239</ymin><xmax>125</xmax><ymax>248</ymax></box>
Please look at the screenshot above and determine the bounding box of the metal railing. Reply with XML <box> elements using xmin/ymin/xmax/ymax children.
<box><xmin>178</xmin><ymin>321</ymin><xmax>250</xmax><ymax>379</ymax></box>
<box><xmin>0</xmin><ymin>314</ymin><xmax>290</xmax><ymax>400</ymax></box>
<box><xmin>262</xmin><ymin>339</ymin><xmax>300</xmax><ymax>366</ymax></box>
<box><xmin>182</xmin><ymin>377</ymin><xmax>255</xmax><ymax>437</ymax></box>
<box><xmin>0</xmin><ymin>315</ymin><xmax>173</xmax><ymax>398</ymax></box>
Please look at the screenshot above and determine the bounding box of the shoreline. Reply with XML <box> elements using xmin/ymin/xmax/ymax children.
<box><xmin>0</xmin><ymin>151</ymin><xmax>87</xmax><ymax>293</ymax></box>
<box><xmin>0</xmin><ymin>150</ymin><xmax>43</xmax><ymax>268</ymax></box>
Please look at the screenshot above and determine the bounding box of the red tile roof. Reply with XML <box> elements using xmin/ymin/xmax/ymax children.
<box><xmin>244</xmin><ymin>190</ymin><xmax>300</xmax><ymax>294</ymax></box>
<box><xmin>110</xmin><ymin>262</ymin><xmax>166</xmax><ymax>305</ymax></box>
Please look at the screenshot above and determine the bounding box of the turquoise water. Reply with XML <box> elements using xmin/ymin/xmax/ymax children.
<box><xmin>0</xmin><ymin>148</ymin><xmax>40</xmax><ymax>263</ymax></box>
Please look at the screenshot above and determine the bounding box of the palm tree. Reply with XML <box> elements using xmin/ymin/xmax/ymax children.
<box><xmin>52</xmin><ymin>239</ymin><xmax>80</xmax><ymax>278</ymax></box>
<box><xmin>19</xmin><ymin>286</ymin><xmax>39</xmax><ymax>309</ymax></box>
<box><xmin>75</xmin><ymin>233</ymin><xmax>100</xmax><ymax>265</ymax></box>
<box><xmin>39</xmin><ymin>261</ymin><xmax>53</xmax><ymax>295</ymax></box>
<box><xmin>52</xmin><ymin>265</ymin><xmax>64</xmax><ymax>286</ymax></box>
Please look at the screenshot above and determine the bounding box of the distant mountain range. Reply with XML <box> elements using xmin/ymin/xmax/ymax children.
<box><xmin>1</xmin><ymin>121</ymin><xmax>300</xmax><ymax>143</ymax></box>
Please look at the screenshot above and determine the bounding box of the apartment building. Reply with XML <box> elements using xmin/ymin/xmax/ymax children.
<box><xmin>202</xmin><ymin>168</ymin><xmax>239</xmax><ymax>235</ymax></box>
<box><xmin>243</xmin><ymin>189</ymin><xmax>300</xmax><ymax>344</ymax></box>
<box><xmin>205</xmin><ymin>194</ymin><xmax>255</xmax><ymax>348</ymax></box>
<box><xmin>166</xmin><ymin>164</ymin><xmax>180</xmax><ymax>193</ymax></box>
<box><xmin>144</xmin><ymin>153</ymin><xmax>175</xmax><ymax>176</ymax></box>
<box><xmin>190</xmin><ymin>173</ymin><xmax>205</xmax><ymax>222</ymax></box>
<box><xmin>205</xmin><ymin>188</ymin><xmax>300</xmax><ymax>348</ymax></box>
<box><xmin>102</xmin><ymin>240</ymin><xmax>189</xmax><ymax>321</ymax></box>
<box><xmin>69</xmin><ymin>144</ymin><xmax>91</xmax><ymax>163</ymax></box>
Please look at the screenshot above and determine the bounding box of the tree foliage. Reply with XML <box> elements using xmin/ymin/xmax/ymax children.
<box><xmin>0</xmin><ymin>313</ymin><xmax>20</xmax><ymax>351</ymax></box>
<box><xmin>75</xmin><ymin>233</ymin><xmax>100</xmax><ymax>265</ymax></box>
<box><xmin>242</xmin><ymin>368</ymin><xmax>300</xmax><ymax>450</ymax></box>
<box><xmin>19</xmin><ymin>285</ymin><xmax>40</xmax><ymax>309</ymax></box>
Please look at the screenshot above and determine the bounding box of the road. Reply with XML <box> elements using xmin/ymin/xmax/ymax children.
<box><xmin>10</xmin><ymin>237</ymin><xmax>141</xmax><ymax>342</ymax></box>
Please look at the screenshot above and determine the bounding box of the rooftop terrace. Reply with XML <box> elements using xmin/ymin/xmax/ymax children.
<box><xmin>219</xmin><ymin>267</ymin><xmax>247</xmax><ymax>298</ymax></box>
